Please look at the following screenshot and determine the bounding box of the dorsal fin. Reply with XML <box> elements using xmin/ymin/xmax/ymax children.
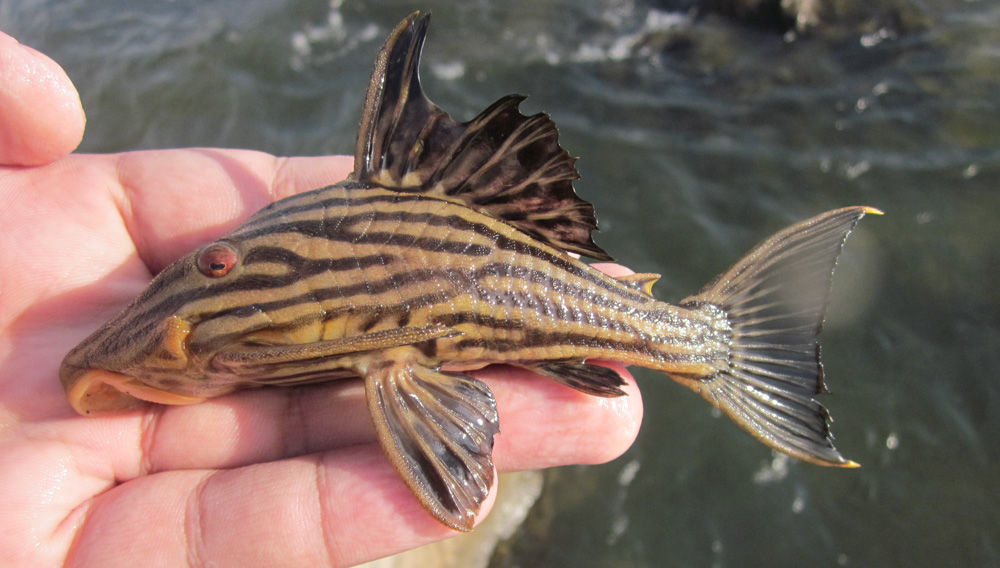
<box><xmin>351</xmin><ymin>12</ymin><xmax>612</xmax><ymax>260</ymax></box>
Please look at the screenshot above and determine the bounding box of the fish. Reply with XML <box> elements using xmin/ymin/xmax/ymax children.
<box><xmin>59</xmin><ymin>12</ymin><xmax>879</xmax><ymax>531</ymax></box>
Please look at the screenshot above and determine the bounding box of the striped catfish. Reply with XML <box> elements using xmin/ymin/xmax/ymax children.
<box><xmin>60</xmin><ymin>12</ymin><xmax>878</xmax><ymax>531</ymax></box>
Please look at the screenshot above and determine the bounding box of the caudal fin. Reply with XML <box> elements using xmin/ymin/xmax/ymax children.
<box><xmin>680</xmin><ymin>206</ymin><xmax>880</xmax><ymax>467</ymax></box>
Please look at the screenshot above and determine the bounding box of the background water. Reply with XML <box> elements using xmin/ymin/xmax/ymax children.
<box><xmin>3</xmin><ymin>0</ymin><xmax>997</xmax><ymax>565</ymax></box>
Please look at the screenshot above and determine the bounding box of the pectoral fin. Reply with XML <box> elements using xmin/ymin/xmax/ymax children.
<box><xmin>364</xmin><ymin>360</ymin><xmax>500</xmax><ymax>531</ymax></box>
<box><xmin>213</xmin><ymin>324</ymin><xmax>457</xmax><ymax>368</ymax></box>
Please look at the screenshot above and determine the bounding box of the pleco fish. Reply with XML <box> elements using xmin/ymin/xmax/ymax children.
<box><xmin>60</xmin><ymin>12</ymin><xmax>879</xmax><ymax>531</ymax></box>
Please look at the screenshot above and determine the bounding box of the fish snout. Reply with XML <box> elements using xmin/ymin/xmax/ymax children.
<box><xmin>60</xmin><ymin>315</ymin><xmax>204</xmax><ymax>415</ymax></box>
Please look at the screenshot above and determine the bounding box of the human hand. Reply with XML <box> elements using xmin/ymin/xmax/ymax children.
<box><xmin>0</xmin><ymin>33</ymin><xmax>643</xmax><ymax>567</ymax></box>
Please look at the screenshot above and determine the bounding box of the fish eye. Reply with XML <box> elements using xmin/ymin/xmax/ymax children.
<box><xmin>196</xmin><ymin>242</ymin><xmax>239</xmax><ymax>277</ymax></box>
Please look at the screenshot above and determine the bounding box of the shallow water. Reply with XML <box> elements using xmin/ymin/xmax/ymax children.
<box><xmin>4</xmin><ymin>0</ymin><xmax>997</xmax><ymax>565</ymax></box>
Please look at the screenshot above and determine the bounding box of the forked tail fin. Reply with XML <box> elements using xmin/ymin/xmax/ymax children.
<box><xmin>679</xmin><ymin>206</ymin><xmax>880</xmax><ymax>467</ymax></box>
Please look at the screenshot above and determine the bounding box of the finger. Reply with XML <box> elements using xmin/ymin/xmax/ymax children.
<box><xmin>0</xmin><ymin>150</ymin><xmax>352</xmax><ymax>290</ymax></box>
<box><xmin>589</xmin><ymin>262</ymin><xmax>634</xmax><ymax>278</ymax></box>
<box><xmin>66</xmin><ymin>443</ymin><xmax>497</xmax><ymax>568</ymax></box>
<box><xmin>484</xmin><ymin>362</ymin><xmax>643</xmax><ymax>470</ymax></box>
<box><xmin>112</xmin><ymin>149</ymin><xmax>353</xmax><ymax>271</ymax></box>
<box><xmin>0</xmin><ymin>32</ymin><xmax>85</xmax><ymax>166</ymax></box>
<box><xmin>68</xmin><ymin>362</ymin><xmax>641</xmax><ymax>480</ymax></box>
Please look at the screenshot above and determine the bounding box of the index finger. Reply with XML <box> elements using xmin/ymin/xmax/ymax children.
<box><xmin>0</xmin><ymin>31</ymin><xmax>86</xmax><ymax>167</ymax></box>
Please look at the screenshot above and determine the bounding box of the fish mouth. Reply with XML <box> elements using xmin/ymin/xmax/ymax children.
<box><xmin>60</xmin><ymin>314</ymin><xmax>204</xmax><ymax>415</ymax></box>
<box><xmin>64</xmin><ymin>368</ymin><xmax>206</xmax><ymax>415</ymax></box>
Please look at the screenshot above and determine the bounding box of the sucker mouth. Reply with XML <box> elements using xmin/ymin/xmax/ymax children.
<box><xmin>65</xmin><ymin>368</ymin><xmax>206</xmax><ymax>415</ymax></box>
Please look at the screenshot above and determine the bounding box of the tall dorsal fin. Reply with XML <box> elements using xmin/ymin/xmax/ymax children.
<box><xmin>351</xmin><ymin>12</ymin><xmax>612</xmax><ymax>260</ymax></box>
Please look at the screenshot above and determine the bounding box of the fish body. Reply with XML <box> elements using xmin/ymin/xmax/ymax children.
<box><xmin>69</xmin><ymin>182</ymin><xmax>725</xmax><ymax>399</ymax></box>
<box><xmin>60</xmin><ymin>13</ymin><xmax>877</xmax><ymax>531</ymax></box>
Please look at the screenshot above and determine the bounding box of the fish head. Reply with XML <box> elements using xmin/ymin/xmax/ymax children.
<box><xmin>60</xmin><ymin>239</ymin><xmax>252</xmax><ymax>414</ymax></box>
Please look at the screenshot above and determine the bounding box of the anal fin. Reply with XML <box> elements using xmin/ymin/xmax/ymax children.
<box><xmin>530</xmin><ymin>360</ymin><xmax>628</xmax><ymax>397</ymax></box>
<box><xmin>364</xmin><ymin>360</ymin><xmax>500</xmax><ymax>531</ymax></box>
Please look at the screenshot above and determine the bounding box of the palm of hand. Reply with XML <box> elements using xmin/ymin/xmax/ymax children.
<box><xmin>0</xmin><ymin>148</ymin><xmax>642</xmax><ymax>567</ymax></box>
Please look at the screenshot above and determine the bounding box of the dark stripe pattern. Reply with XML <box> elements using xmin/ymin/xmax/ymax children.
<box><xmin>66</xmin><ymin>182</ymin><xmax>727</xmax><ymax>392</ymax></box>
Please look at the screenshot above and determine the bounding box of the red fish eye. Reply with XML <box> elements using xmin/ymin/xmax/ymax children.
<box><xmin>196</xmin><ymin>242</ymin><xmax>239</xmax><ymax>277</ymax></box>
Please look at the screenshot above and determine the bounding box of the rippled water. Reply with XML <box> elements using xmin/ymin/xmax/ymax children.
<box><xmin>4</xmin><ymin>0</ymin><xmax>997</xmax><ymax>565</ymax></box>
